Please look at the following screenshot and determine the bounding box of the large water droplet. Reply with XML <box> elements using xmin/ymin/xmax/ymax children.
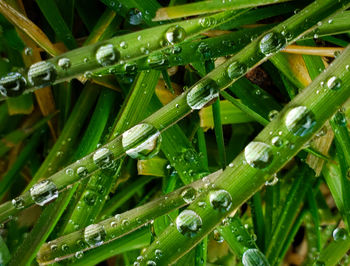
<box><xmin>28</xmin><ymin>61</ymin><xmax>57</xmax><ymax>88</ymax></box>
<box><xmin>242</xmin><ymin>249</ymin><xmax>269</xmax><ymax>266</ymax></box>
<box><xmin>92</xmin><ymin>147</ymin><xmax>114</xmax><ymax>169</ymax></box>
<box><xmin>122</xmin><ymin>123</ymin><xmax>162</xmax><ymax>160</ymax></box>
<box><xmin>30</xmin><ymin>180</ymin><xmax>58</xmax><ymax>206</ymax></box>
<box><xmin>96</xmin><ymin>44</ymin><xmax>119</xmax><ymax>67</ymax></box>
<box><xmin>227</xmin><ymin>61</ymin><xmax>247</xmax><ymax>79</ymax></box>
<box><xmin>165</xmin><ymin>26</ymin><xmax>186</xmax><ymax>44</ymax></box>
<box><xmin>244</xmin><ymin>142</ymin><xmax>273</xmax><ymax>169</ymax></box>
<box><xmin>181</xmin><ymin>187</ymin><xmax>197</xmax><ymax>204</ymax></box>
<box><xmin>285</xmin><ymin>106</ymin><xmax>316</xmax><ymax>137</ymax></box>
<box><xmin>176</xmin><ymin>210</ymin><xmax>202</xmax><ymax>238</ymax></box>
<box><xmin>186</xmin><ymin>79</ymin><xmax>218</xmax><ymax>110</ymax></box>
<box><xmin>259</xmin><ymin>32</ymin><xmax>286</xmax><ymax>55</ymax></box>
<box><xmin>0</xmin><ymin>72</ymin><xmax>26</xmax><ymax>97</ymax></box>
<box><xmin>326</xmin><ymin>76</ymin><xmax>341</xmax><ymax>90</ymax></box>
<box><xmin>209</xmin><ymin>189</ymin><xmax>232</xmax><ymax>212</ymax></box>
<box><xmin>58</xmin><ymin>58</ymin><xmax>71</xmax><ymax>70</ymax></box>
<box><xmin>333</xmin><ymin>228</ymin><xmax>348</xmax><ymax>241</ymax></box>
<box><xmin>84</xmin><ymin>224</ymin><xmax>106</xmax><ymax>246</ymax></box>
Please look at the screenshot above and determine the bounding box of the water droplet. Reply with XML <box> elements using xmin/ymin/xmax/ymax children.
<box><xmin>259</xmin><ymin>32</ymin><xmax>286</xmax><ymax>55</ymax></box>
<box><xmin>187</xmin><ymin>79</ymin><xmax>218</xmax><ymax>110</ymax></box>
<box><xmin>285</xmin><ymin>106</ymin><xmax>316</xmax><ymax>137</ymax></box>
<box><xmin>229</xmin><ymin>163</ymin><xmax>234</xmax><ymax>168</ymax></box>
<box><xmin>120</xmin><ymin>41</ymin><xmax>128</xmax><ymax>49</ymax></box>
<box><xmin>0</xmin><ymin>72</ymin><xmax>26</xmax><ymax>97</ymax></box>
<box><xmin>333</xmin><ymin>111</ymin><xmax>347</xmax><ymax>126</ymax></box>
<box><xmin>213</xmin><ymin>229</ymin><xmax>224</xmax><ymax>243</ymax></box>
<box><xmin>333</xmin><ymin>228</ymin><xmax>348</xmax><ymax>241</ymax></box>
<box><xmin>61</xmin><ymin>244</ymin><xmax>69</xmax><ymax>252</ymax></box>
<box><xmin>147</xmin><ymin>52</ymin><xmax>169</xmax><ymax>69</ymax></box>
<box><xmin>155</xmin><ymin>249</ymin><xmax>162</xmax><ymax>258</ymax></box>
<box><xmin>24</xmin><ymin>47</ymin><xmax>33</xmax><ymax>56</ymax></box>
<box><xmin>75</xmin><ymin>251</ymin><xmax>83</xmax><ymax>259</ymax></box>
<box><xmin>122</xmin><ymin>123</ymin><xmax>162</xmax><ymax>160</ymax></box>
<box><xmin>265</xmin><ymin>174</ymin><xmax>278</xmax><ymax>186</ymax></box>
<box><xmin>209</xmin><ymin>189</ymin><xmax>232</xmax><ymax>212</ymax></box>
<box><xmin>165</xmin><ymin>26</ymin><xmax>186</xmax><ymax>44</ymax></box>
<box><xmin>12</xmin><ymin>197</ymin><xmax>25</xmax><ymax>209</ymax></box>
<box><xmin>127</xmin><ymin>9</ymin><xmax>143</xmax><ymax>25</ymax></box>
<box><xmin>176</xmin><ymin>210</ymin><xmax>202</xmax><ymax>238</ymax></box>
<box><xmin>96</xmin><ymin>44</ymin><xmax>119</xmax><ymax>67</ymax></box>
<box><xmin>77</xmin><ymin>166</ymin><xmax>88</xmax><ymax>177</ymax></box>
<box><xmin>181</xmin><ymin>187</ymin><xmax>196</xmax><ymax>203</ymax></box>
<box><xmin>84</xmin><ymin>224</ymin><xmax>106</xmax><ymax>246</ymax></box>
<box><xmin>271</xmin><ymin>136</ymin><xmax>282</xmax><ymax>147</ymax></box>
<box><xmin>242</xmin><ymin>249</ymin><xmax>269</xmax><ymax>266</ymax></box>
<box><xmin>268</xmin><ymin>110</ymin><xmax>279</xmax><ymax>121</ymax></box>
<box><xmin>28</xmin><ymin>61</ymin><xmax>57</xmax><ymax>88</ymax></box>
<box><xmin>146</xmin><ymin>261</ymin><xmax>156</xmax><ymax>266</ymax></box>
<box><xmin>83</xmin><ymin>191</ymin><xmax>98</xmax><ymax>206</ymax></box>
<box><xmin>326</xmin><ymin>76</ymin><xmax>341</xmax><ymax>90</ymax></box>
<box><xmin>30</xmin><ymin>180</ymin><xmax>58</xmax><ymax>206</ymax></box>
<box><xmin>65</xmin><ymin>168</ymin><xmax>74</xmax><ymax>176</ymax></box>
<box><xmin>227</xmin><ymin>61</ymin><xmax>247</xmax><ymax>79</ymax></box>
<box><xmin>93</xmin><ymin>147</ymin><xmax>114</xmax><ymax>169</ymax></box>
<box><xmin>58</xmin><ymin>58</ymin><xmax>71</xmax><ymax>70</ymax></box>
<box><xmin>244</xmin><ymin>142</ymin><xmax>273</xmax><ymax>169</ymax></box>
<box><xmin>199</xmin><ymin>17</ymin><xmax>216</xmax><ymax>28</ymax></box>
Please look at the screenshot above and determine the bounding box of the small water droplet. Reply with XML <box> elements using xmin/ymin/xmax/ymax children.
<box><xmin>176</xmin><ymin>210</ymin><xmax>202</xmax><ymax>238</ymax></box>
<box><xmin>285</xmin><ymin>106</ymin><xmax>316</xmax><ymax>137</ymax></box>
<box><xmin>165</xmin><ymin>26</ymin><xmax>186</xmax><ymax>44</ymax></box>
<box><xmin>259</xmin><ymin>32</ymin><xmax>286</xmax><ymax>55</ymax></box>
<box><xmin>265</xmin><ymin>174</ymin><xmax>278</xmax><ymax>186</ymax></box>
<box><xmin>187</xmin><ymin>79</ymin><xmax>218</xmax><ymax>110</ymax></box>
<box><xmin>84</xmin><ymin>224</ymin><xmax>106</xmax><ymax>246</ymax></box>
<box><xmin>83</xmin><ymin>191</ymin><xmax>98</xmax><ymax>206</ymax></box>
<box><xmin>199</xmin><ymin>17</ymin><xmax>216</xmax><ymax>28</ymax></box>
<box><xmin>92</xmin><ymin>147</ymin><xmax>114</xmax><ymax>169</ymax></box>
<box><xmin>147</xmin><ymin>52</ymin><xmax>169</xmax><ymax>69</ymax></box>
<box><xmin>127</xmin><ymin>9</ymin><xmax>143</xmax><ymax>25</ymax></box>
<box><xmin>12</xmin><ymin>197</ymin><xmax>25</xmax><ymax>209</ymax></box>
<box><xmin>268</xmin><ymin>110</ymin><xmax>279</xmax><ymax>121</ymax></box>
<box><xmin>24</xmin><ymin>47</ymin><xmax>33</xmax><ymax>56</ymax></box>
<box><xmin>58</xmin><ymin>58</ymin><xmax>71</xmax><ymax>70</ymax></box>
<box><xmin>271</xmin><ymin>136</ymin><xmax>283</xmax><ymax>147</ymax></box>
<box><xmin>0</xmin><ymin>72</ymin><xmax>26</xmax><ymax>97</ymax></box>
<box><xmin>75</xmin><ymin>251</ymin><xmax>84</xmax><ymax>259</ymax></box>
<box><xmin>181</xmin><ymin>187</ymin><xmax>196</xmax><ymax>203</ymax></box>
<box><xmin>333</xmin><ymin>228</ymin><xmax>348</xmax><ymax>241</ymax></box>
<box><xmin>326</xmin><ymin>76</ymin><xmax>341</xmax><ymax>90</ymax></box>
<box><xmin>227</xmin><ymin>61</ymin><xmax>247</xmax><ymax>79</ymax></box>
<box><xmin>65</xmin><ymin>168</ymin><xmax>74</xmax><ymax>176</ymax></box>
<box><xmin>96</xmin><ymin>44</ymin><xmax>119</xmax><ymax>67</ymax></box>
<box><xmin>213</xmin><ymin>229</ymin><xmax>224</xmax><ymax>243</ymax></box>
<box><xmin>146</xmin><ymin>261</ymin><xmax>156</xmax><ymax>266</ymax></box>
<box><xmin>244</xmin><ymin>142</ymin><xmax>273</xmax><ymax>169</ymax></box>
<box><xmin>120</xmin><ymin>41</ymin><xmax>128</xmax><ymax>49</ymax></box>
<box><xmin>28</xmin><ymin>61</ymin><xmax>57</xmax><ymax>88</ymax></box>
<box><xmin>77</xmin><ymin>166</ymin><xmax>88</xmax><ymax>177</ymax></box>
<box><xmin>209</xmin><ymin>189</ymin><xmax>232</xmax><ymax>212</ymax></box>
<box><xmin>30</xmin><ymin>180</ymin><xmax>58</xmax><ymax>206</ymax></box>
<box><xmin>122</xmin><ymin>123</ymin><xmax>162</xmax><ymax>160</ymax></box>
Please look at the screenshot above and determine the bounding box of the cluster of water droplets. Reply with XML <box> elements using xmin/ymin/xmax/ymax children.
<box><xmin>122</xmin><ymin>123</ymin><xmax>162</xmax><ymax>160</ymax></box>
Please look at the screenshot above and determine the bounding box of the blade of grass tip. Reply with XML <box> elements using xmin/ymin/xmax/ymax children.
<box><xmin>35</xmin><ymin>0</ymin><xmax>77</xmax><ymax>50</ymax></box>
<box><xmin>0</xmin><ymin>0</ymin><xmax>62</xmax><ymax>56</ymax></box>
<box><xmin>141</xmin><ymin>30</ymin><xmax>350</xmax><ymax>266</ymax></box>
<box><xmin>153</xmin><ymin>0</ymin><xmax>291</xmax><ymax>21</ymax></box>
<box><xmin>330</xmin><ymin>111</ymin><xmax>350</xmax><ymax>229</ymax></box>
<box><xmin>217</xmin><ymin>215</ymin><xmax>258</xmax><ymax>258</ymax></box>
<box><xmin>0</xmin><ymin>8</ymin><xmax>248</xmax><ymax>100</ymax></box>
<box><xmin>36</xmin><ymin>171</ymin><xmax>222</xmax><ymax>263</ymax></box>
<box><xmin>265</xmin><ymin>163</ymin><xmax>315</xmax><ymax>265</ymax></box>
<box><xmin>0</xmin><ymin>130</ymin><xmax>42</xmax><ymax>200</ymax></box>
<box><xmin>250</xmin><ymin>192</ymin><xmax>265</xmax><ymax>251</ymax></box>
<box><xmin>1</xmin><ymin>0</ymin><xmax>348</xmax><ymax>225</ymax></box>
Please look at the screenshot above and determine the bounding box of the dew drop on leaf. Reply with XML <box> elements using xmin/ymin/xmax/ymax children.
<box><xmin>326</xmin><ymin>76</ymin><xmax>341</xmax><ymax>90</ymax></box>
<box><xmin>58</xmin><ymin>58</ymin><xmax>71</xmax><ymax>70</ymax></box>
<box><xmin>93</xmin><ymin>147</ymin><xmax>114</xmax><ymax>169</ymax></box>
<box><xmin>11</xmin><ymin>197</ymin><xmax>25</xmax><ymax>209</ymax></box>
<box><xmin>96</xmin><ymin>44</ymin><xmax>119</xmax><ymax>67</ymax></box>
<box><xmin>30</xmin><ymin>180</ymin><xmax>58</xmax><ymax>206</ymax></box>
<box><xmin>285</xmin><ymin>106</ymin><xmax>316</xmax><ymax>137</ymax></box>
<box><xmin>122</xmin><ymin>123</ymin><xmax>162</xmax><ymax>160</ymax></box>
<box><xmin>244</xmin><ymin>142</ymin><xmax>273</xmax><ymax>169</ymax></box>
<box><xmin>0</xmin><ymin>72</ymin><xmax>27</xmax><ymax>97</ymax></box>
<box><xmin>268</xmin><ymin>110</ymin><xmax>279</xmax><ymax>121</ymax></box>
<box><xmin>242</xmin><ymin>249</ymin><xmax>269</xmax><ymax>266</ymax></box>
<box><xmin>181</xmin><ymin>187</ymin><xmax>197</xmax><ymax>204</ymax></box>
<box><xmin>227</xmin><ymin>61</ymin><xmax>247</xmax><ymax>79</ymax></box>
<box><xmin>186</xmin><ymin>79</ymin><xmax>218</xmax><ymax>110</ymax></box>
<box><xmin>28</xmin><ymin>61</ymin><xmax>57</xmax><ymax>88</ymax></box>
<box><xmin>333</xmin><ymin>228</ymin><xmax>348</xmax><ymax>241</ymax></box>
<box><xmin>176</xmin><ymin>210</ymin><xmax>202</xmax><ymax>238</ymax></box>
<box><xmin>259</xmin><ymin>32</ymin><xmax>286</xmax><ymax>55</ymax></box>
<box><xmin>84</xmin><ymin>224</ymin><xmax>106</xmax><ymax>246</ymax></box>
<box><xmin>209</xmin><ymin>189</ymin><xmax>232</xmax><ymax>212</ymax></box>
<box><xmin>165</xmin><ymin>26</ymin><xmax>186</xmax><ymax>44</ymax></box>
